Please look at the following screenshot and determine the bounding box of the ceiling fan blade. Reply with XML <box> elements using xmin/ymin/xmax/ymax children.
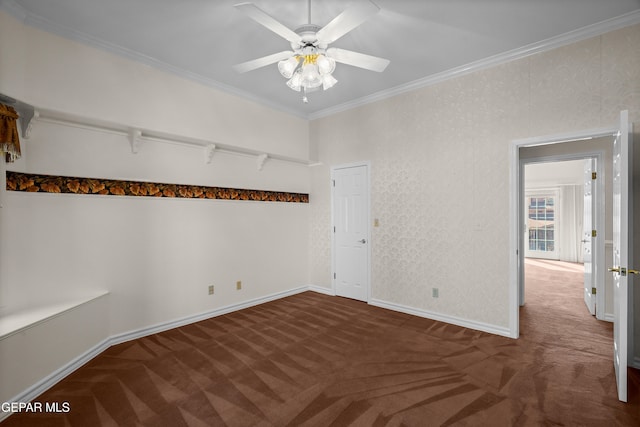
<box><xmin>326</xmin><ymin>48</ymin><xmax>389</xmax><ymax>72</ymax></box>
<box><xmin>234</xmin><ymin>3</ymin><xmax>302</xmax><ymax>44</ymax></box>
<box><xmin>233</xmin><ymin>51</ymin><xmax>294</xmax><ymax>73</ymax></box>
<box><xmin>316</xmin><ymin>0</ymin><xmax>380</xmax><ymax>44</ymax></box>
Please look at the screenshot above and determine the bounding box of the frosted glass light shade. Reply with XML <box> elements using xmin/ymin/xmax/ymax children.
<box><xmin>316</xmin><ymin>55</ymin><xmax>336</xmax><ymax>75</ymax></box>
<box><xmin>286</xmin><ymin>70</ymin><xmax>302</xmax><ymax>91</ymax></box>
<box><xmin>301</xmin><ymin>63</ymin><xmax>322</xmax><ymax>89</ymax></box>
<box><xmin>322</xmin><ymin>74</ymin><xmax>338</xmax><ymax>90</ymax></box>
<box><xmin>278</xmin><ymin>56</ymin><xmax>299</xmax><ymax>79</ymax></box>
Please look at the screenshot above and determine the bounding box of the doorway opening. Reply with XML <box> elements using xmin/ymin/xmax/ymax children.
<box><xmin>509</xmin><ymin>128</ymin><xmax>619</xmax><ymax>339</ymax></box>
<box><xmin>522</xmin><ymin>157</ymin><xmax>607</xmax><ymax>320</ymax></box>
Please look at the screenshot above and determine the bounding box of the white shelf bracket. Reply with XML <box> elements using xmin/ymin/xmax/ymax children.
<box><xmin>22</xmin><ymin>109</ymin><xmax>39</xmax><ymax>140</ymax></box>
<box><xmin>256</xmin><ymin>153</ymin><xmax>268</xmax><ymax>171</ymax></box>
<box><xmin>129</xmin><ymin>129</ymin><xmax>142</xmax><ymax>154</ymax></box>
<box><xmin>204</xmin><ymin>144</ymin><xmax>216</xmax><ymax>164</ymax></box>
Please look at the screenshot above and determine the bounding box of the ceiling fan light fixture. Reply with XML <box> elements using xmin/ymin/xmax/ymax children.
<box><xmin>233</xmin><ymin>1</ymin><xmax>389</xmax><ymax>102</ymax></box>
<box><xmin>301</xmin><ymin>63</ymin><xmax>323</xmax><ymax>89</ymax></box>
<box><xmin>278</xmin><ymin>56</ymin><xmax>300</xmax><ymax>79</ymax></box>
<box><xmin>322</xmin><ymin>73</ymin><xmax>338</xmax><ymax>90</ymax></box>
<box><xmin>286</xmin><ymin>70</ymin><xmax>303</xmax><ymax>91</ymax></box>
<box><xmin>316</xmin><ymin>54</ymin><xmax>335</xmax><ymax>75</ymax></box>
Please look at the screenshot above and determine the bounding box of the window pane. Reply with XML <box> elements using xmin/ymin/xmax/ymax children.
<box><xmin>526</xmin><ymin>193</ymin><xmax>557</xmax><ymax>254</ymax></box>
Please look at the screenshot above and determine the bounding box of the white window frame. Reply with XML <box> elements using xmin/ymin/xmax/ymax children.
<box><xmin>524</xmin><ymin>188</ymin><xmax>560</xmax><ymax>260</ymax></box>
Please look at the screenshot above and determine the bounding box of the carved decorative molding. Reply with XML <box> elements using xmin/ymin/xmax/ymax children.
<box><xmin>22</xmin><ymin>110</ymin><xmax>38</xmax><ymax>140</ymax></box>
<box><xmin>6</xmin><ymin>172</ymin><xmax>309</xmax><ymax>203</ymax></box>
<box><xmin>128</xmin><ymin>129</ymin><xmax>142</xmax><ymax>154</ymax></box>
<box><xmin>256</xmin><ymin>153</ymin><xmax>268</xmax><ymax>171</ymax></box>
<box><xmin>204</xmin><ymin>144</ymin><xmax>216</xmax><ymax>164</ymax></box>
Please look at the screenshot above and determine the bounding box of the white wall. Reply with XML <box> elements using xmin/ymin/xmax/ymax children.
<box><xmin>0</xmin><ymin>9</ymin><xmax>311</xmax><ymax>404</ymax></box>
<box><xmin>309</xmin><ymin>24</ymin><xmax>640</xmax><ymax>338</ymax></box>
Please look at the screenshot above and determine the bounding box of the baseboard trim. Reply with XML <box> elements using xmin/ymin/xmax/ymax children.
<box><xmin>307</xmin><ymin>285</ymin><xmax>335</xmax><ymax>296</ymax></box>
<box><xmin>0</xmin><ymin>286</ymin><xmax>310</xmax><ymax>422</ymax></box>
<box><xmin>109</xmin><ymin>286</ymin><xmax>309</xmax><ymax>346</ymax></box>
<box><xmin>0</xmin><ymin>337</ymin><xmax>111</xmax><ymax>422</ymax></box>
<box><xmin>369</xmin><ymin>298</ymin><xmax>512</xmax><ymax>338</ymax></box>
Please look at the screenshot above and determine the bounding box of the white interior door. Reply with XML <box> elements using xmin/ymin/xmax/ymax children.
<box><xmin>332</xmin><ymin>164</ymin><xmax>369</xmax><ymax>302</ymax></box>
<box><xmin>583</xmin><ymin>158</ymin><xmax>595</xmax><ymax>315</ymax></box>
<box><xmin>612</xmin><ymin>110</ymin><xmax>632</xmax><ymax>402</ymax></box>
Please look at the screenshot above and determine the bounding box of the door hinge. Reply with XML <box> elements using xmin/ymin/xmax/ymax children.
<box><xmin>592</xmin><ymin>230</ymin><xmax>597</xmax><ymax>237</ymax></box>
<box><xmin>333</xmin><ymin>273</ymin><xmax>336</xmax><ymax>279</ymax></box>
<box><xmin>332</xmin><ymin>180</ymin><xmax>335</xmax><ymax>187</ymax></box>
<box><xmin>592</xmin><ymin>172</ymin><xmax>597</xmax><ymax>180</ymax></box>
<box><xmin>592</xmin><ymin>287</ymin><xmax>596</xmax><ymax>295</ymax></box>
<box><xmin>333</xmin><ymin>226</ymin><xmax>336</xmax><ymax>233</ymax></box>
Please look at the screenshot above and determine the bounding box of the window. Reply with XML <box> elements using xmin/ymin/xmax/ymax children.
<box><xmin>525</xmin><ymin>192</ymin><xmax>559</xmax><ymax>259</ymax></box>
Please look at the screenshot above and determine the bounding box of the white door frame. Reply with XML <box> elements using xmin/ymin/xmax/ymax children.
<box><xmin>331</xmin><ymin>161</ymin><xmax>372</xmax><ymax>301</ymax></box>
<box><xmin>509</xmin><ymin>128</ymin><xmax>618</xmax><ymax>338</ymax></box>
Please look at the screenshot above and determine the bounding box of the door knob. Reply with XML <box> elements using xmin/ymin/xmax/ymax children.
<box><xmin>609</xmin><ymin>267</ymin><xmax>634</xmax><ymax>276</ymax></box>
<box><xmin>359</xmin><ymin>239</ymin><xmax>366</xmax><ymax>244</ymax></box>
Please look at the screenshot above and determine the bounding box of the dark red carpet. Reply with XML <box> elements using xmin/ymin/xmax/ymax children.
<box><xmin>2</xmin><ymin>259</ymin><xmax>639</xmax><ymax>425</ymax></box>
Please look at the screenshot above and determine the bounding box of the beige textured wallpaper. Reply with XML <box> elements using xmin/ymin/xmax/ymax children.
<box><xmin>308</xmin><ymin>23</ymin><xmax>640</xmax><ymax>333</ymax></box>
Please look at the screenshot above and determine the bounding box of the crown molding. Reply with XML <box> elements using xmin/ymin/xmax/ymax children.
<box><xmin>308</xmin><ymin>9</ymin><xmax>640</xmax><ymax>120</ymax></box>
<box><xmin>2</xmin><ymin>1</ymin><xmax>640</xmax><ymax>122</ymax></box>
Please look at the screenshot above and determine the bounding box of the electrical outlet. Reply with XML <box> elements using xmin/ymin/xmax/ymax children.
<box><xmin>208</xmin><ymin>285</ymin><xmax>214</xmax><ymax>295</ymax></box>
<box><xmin>432</xmin><ymin>288</ymin><xmax>439</xmax><ymax>298</ymax></box>
<box><xmin>236</xmin><ymin>281</ymin><xmax>242</xmax><ymax>290</ymax></box>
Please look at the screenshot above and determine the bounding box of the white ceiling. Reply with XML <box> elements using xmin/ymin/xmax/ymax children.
<box><xmin>525</xmin><ymin>160</ymin><xmax>586</xmax><ymax>188</ymax></box>
<box><xmin>3</xmin><ymin>0</ymin><xmax>640</xmax><ymax>119</ymax></box>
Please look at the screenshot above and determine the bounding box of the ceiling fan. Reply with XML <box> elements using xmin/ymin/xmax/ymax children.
<box><xmin>233</xmin><ymin>0</ymin><xmax>390</xmax><ymax>102</ymax></box>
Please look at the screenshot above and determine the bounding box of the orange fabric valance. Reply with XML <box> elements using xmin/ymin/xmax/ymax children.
<box><xmin>0</xmin><ymin>103</ymin><xmax>21</xmax><ymax>163</ymax></box>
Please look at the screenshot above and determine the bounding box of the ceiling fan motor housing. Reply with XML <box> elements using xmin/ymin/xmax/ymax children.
<box><xmin>292</xmin><ymin>24</ymin><xmax>327</xmax><ymax>50</ymax></box>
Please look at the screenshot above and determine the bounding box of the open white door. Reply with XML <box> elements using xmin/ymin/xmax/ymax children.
<box><xmin>583</xmin><ymin>159</ymin><xmax>596</xmax><ymax>315</ymax></box>
<box><xmin>332</xmin><ymin>164</ymin><xmax>370</xmax><ymax>302</ymax></box>
<box><xmin>611</xmin><ymin>110</ymin><xmax>633</xmax><ymax>402</ymax></box>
